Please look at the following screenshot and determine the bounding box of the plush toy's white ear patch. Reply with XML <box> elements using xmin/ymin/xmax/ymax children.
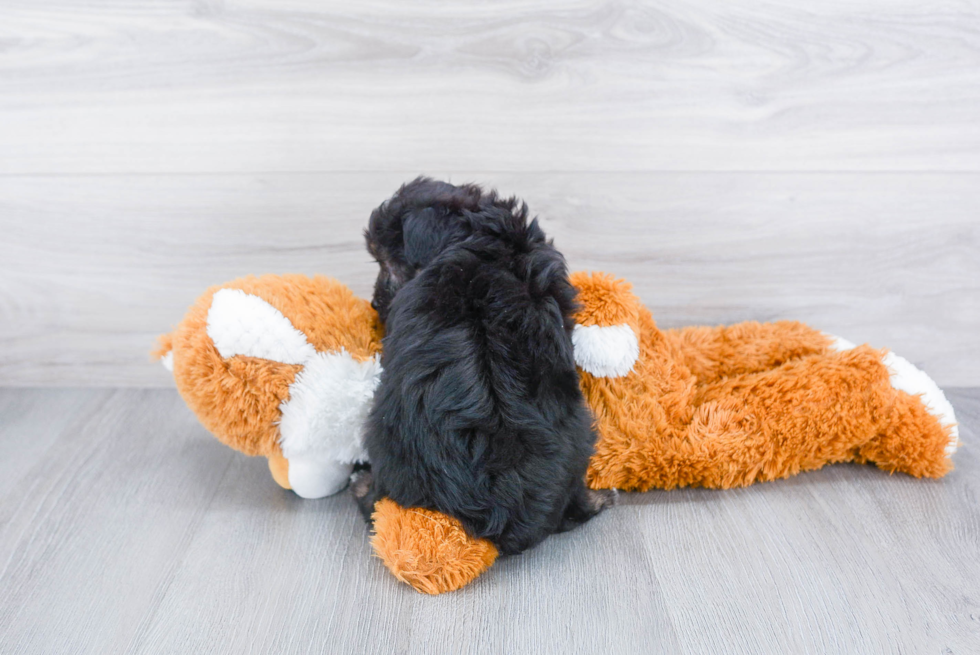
<box><xmin>160</xmin><ymin>351</ymin><xmax>174</xmax><ymax>372</ymax></box>
<box><xmin>278</xmin><ymin>350</ymin><xmax>381</xmax><ymax>464</ymax></box>
<box><xmin>572</xmin><ymin>323</ymin><xmax>639</xmax><ymax>378</ymax></box>
<box><xmin>206</xmin><ymin>289</ymin><xmax>315</xmax><ymax>364</ymax></box>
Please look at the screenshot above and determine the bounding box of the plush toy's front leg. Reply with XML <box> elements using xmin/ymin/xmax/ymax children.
<box><xmin>266</xmin><ymin>455</ymin><xmax>355</xmax><ymax>499</ymax></box>
<box><xmin>370</xmin><ymin>499</ymin><xmax>498</xmax><ymax>595</ymax></box>
<box><xmin>662</xmin><ymin>321</ymin><xmax>834</xmax><ymax>386</ymax></box>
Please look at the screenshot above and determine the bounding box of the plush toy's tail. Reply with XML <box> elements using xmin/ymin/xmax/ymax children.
<box><xmin>151</xmin><ymin>333</ymin><xmax>175</xmax><ymax>372</ymax></box>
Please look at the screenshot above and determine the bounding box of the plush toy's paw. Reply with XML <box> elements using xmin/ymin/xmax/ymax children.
<box><xmin>569</xmin><ymin>272</ymin><xmax>642</xmax><ymax>378</ymax></box>
<box><xmin>207</xmin><ymin>287</ymin><xmax>380</xmax><ymax>497</ymax></box>
<box><xmin>572</xmin><ymin>324</ymin><xmax>640</xmax><ymax>378</ymax></box>
<box><xmin>370</xmin><ymin>499</ymin><xmax>498</xmax><ymax>595</ymax></box>
<box><xmin>288</xmin><ymin>457</ymin><xmax>355</xmax><ymax>499</ymax></box>
<box><xmin>267</xmin><ymin>454</ymin><xmax>291</xmax><ymax>489</ymax></box>
<box><xmin>827</xmin><ymin>334</ymin><xmax>959</xmax><ymax>458</ymax></box>
<box><xmin>266</xmin><ymin>455</ymin><xmax>354</xmax><ymax>498</ymax></box>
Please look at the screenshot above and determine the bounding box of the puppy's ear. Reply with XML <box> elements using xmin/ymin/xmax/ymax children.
<box><xmin>402</xmin><ymin>208</ymin><xmax>469</xmax><ymax>271</ymax></box>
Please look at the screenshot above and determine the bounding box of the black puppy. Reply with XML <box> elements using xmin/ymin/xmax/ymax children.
<box><xmin>354</xmin><ymin>178</ymin><xmax>611</xmax><ymax>556</ymax></box>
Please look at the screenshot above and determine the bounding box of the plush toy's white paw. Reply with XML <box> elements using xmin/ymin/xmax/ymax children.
<box><xmin>826</xmin><ymin>333</ymin><xmax>959</xmax><ymax>456</ymax></box>
<box><xmin>572</xmin><ymin>324</ymin><xmax>639</xmax><ymax>378</ymax></box>
<box><xmin>287</xmin><ymin>457</ymin><xmax>355</xmax><ymax>499</ymax></box>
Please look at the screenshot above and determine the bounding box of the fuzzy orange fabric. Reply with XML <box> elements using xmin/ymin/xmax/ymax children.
<box><xmin>857</xmin><ymin>388</ymin><xmax>954</xmax><ymax>478</ymax></box>
<box><xmin>570</xmin><ymin>271</ymin><xmax>641</xmax><ymax>333</ymax></box>
<box><xmin>663</xmin><ymin>321</ymin><xmax>834</xmax><ymax>385</ymax></box>
<box><xmin>370</xmin><ymin>498</ymin><xmax>499</xmax><ymax>595</ymax></box>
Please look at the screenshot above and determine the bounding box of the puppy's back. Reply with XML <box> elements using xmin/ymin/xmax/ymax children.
<box><xmin>365</xmin><ymin>220</ymin><xmax>598</xmax><ymax>555</ymax></box>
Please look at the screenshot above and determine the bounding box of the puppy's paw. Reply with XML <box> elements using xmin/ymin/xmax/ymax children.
<box><xmin>587</xmin><ymin>487</ymin><xmax>618</xmax><ymax>512</ymax></box>
<box><xmin>559</xmin><ymin>487</ymin><xmax>616</xmax><ymax>532</ymax></box>
<box><xmin>349</xmin><ymin>468</ymin><xmax>380</xmax><ymax>524</ymax></box>
<box><xmin>349</xmin><ymin>468</ymin><xmax>373</xmax><ymax>499</ymax></box>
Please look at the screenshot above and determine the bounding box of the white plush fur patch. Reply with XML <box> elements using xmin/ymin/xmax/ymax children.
<box><xmin>206</xmin><ymin>289</ymin><xmax>315</xmax><ymax>364</ymax></box>
<box><xmin>827</xmin><ymin>335</ymin><xmax>857</xmax><ymax>352</ymax></box>
<box><xmin>572</xmin><ymin>323</ymin><xmax>640</xmax><ymax>378</ymax></box>
<box><xmin>160</xmin><ymin>351</ymin><xmax>174</xmax><ymax>372</ymax></box>
<box><xmin>826</xmin><ymin>333</ymin><xmax>958</xmax><ymax>456</ymax></box>
<box><xmin>277</xmin><ymin>351</ymin><xmax>381</xmax><ymax>464</ymax></box>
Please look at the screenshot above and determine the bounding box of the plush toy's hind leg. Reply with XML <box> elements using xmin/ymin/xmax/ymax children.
<box><xmin>856</xmin><ymin>391</ymin><xmax>955</xmax><ymax>478</ymax></box>
<box><xmin>686</xmin><ymin>346</ymin><xmax>896</xmax><ymax>488</ymax></box>
<box><xmin>846</xmin><ymin>349</ymin><xmax>958</xmax><ymax>478</ymax></box>
<box><xmin>663</xmin><ymin>321</ymin><xmax>835</xmax><ymax>386</ymax></box>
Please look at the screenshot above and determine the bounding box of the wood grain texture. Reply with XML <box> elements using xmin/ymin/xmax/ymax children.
<box><xmin>0</xmin><ymin>387</ymin><xmax>978</xmax><ymax>654</ymax></box>
<box><xmin>1</xmin><ymin>0</ymin><xmax>979</xmax><ymax>174</ymax></box>
<box><xmin>1</xmin><ymin>172</ymin><xmax>977</xmax><ymax>386</ymax></box>
<box><xmin>1</xmin><ymin>1</ymin><xmax>978</xmax><ymax>385</ymax></box>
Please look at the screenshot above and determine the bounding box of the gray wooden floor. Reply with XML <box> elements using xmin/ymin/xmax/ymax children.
<box><xmin>0</xmin><ymin>387</ymin><xmax>977</xmax><ymax>654</ymax></box>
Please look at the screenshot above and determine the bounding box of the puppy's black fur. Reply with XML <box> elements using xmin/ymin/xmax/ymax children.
<box><xmin>357</xmin><ymin>178</ymin><xmax>610</xmax><ymax>556</ymax></box>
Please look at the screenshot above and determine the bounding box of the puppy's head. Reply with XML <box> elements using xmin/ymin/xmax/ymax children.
<box><xmin>364</xmin><ymin>177</ymin><xmax>518</xmax><ymax>322</ymax></box>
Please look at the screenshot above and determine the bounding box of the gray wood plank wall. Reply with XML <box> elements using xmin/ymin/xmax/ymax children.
<box><xmin>1</xmin><ymin>1</ymin><xmax>978</xmax><ymax>386</ymax></box>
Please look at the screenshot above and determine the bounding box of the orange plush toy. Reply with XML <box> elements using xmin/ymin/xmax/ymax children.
<box><xmin>157</xmin><ymin>272</ymin><xmax>958</xmax><ymax>594</ymax></box>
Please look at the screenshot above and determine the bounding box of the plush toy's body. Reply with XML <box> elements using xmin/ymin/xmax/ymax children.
<box><xmin>570</xmin><ymin>272</ymin><xmax>957</xmax><ymax>491</ymax></box>
<box><xmin>157</xmin><ymin>273</ymin><xmax>958</xmax><ymax>595</ymax></box>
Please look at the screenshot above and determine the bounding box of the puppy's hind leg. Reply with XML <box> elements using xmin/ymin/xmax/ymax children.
<box><xmin>350</xmin><ymin>468</ymin><xmax>382</xmax><ymax>524</ymax></box>
<box><xmin>558</xmin><ymin>484</ymin><xmax>616</xmax><ymax>533</ymax></box>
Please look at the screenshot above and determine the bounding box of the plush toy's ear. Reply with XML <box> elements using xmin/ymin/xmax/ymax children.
<box><xmin>162</xmin><ymin>286</ymin><xmax>313</xmax><ymax>372</ymax></box>
<box><xmin>206</xmin><ymin>288</ymin><xmax>316</xmax><ymax>364</ymax></box>
<box><xmin>569</xmin><ymin>272</ymin><xmax>642</xmax><ymax>378</ymax></box>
